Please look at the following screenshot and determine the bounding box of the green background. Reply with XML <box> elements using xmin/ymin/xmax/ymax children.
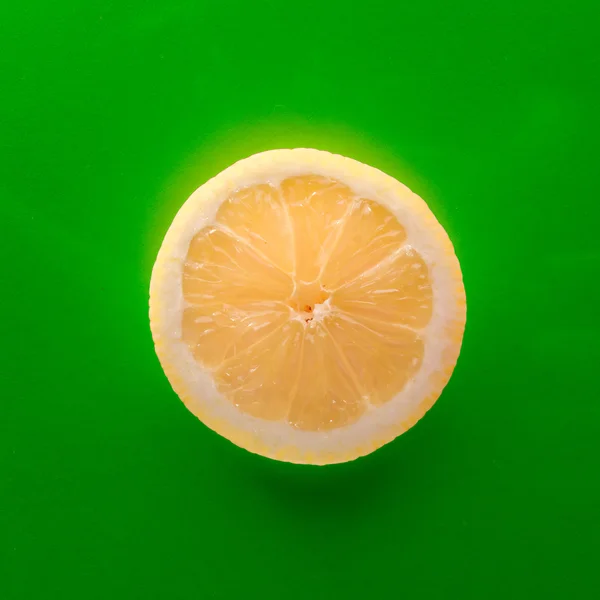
<box><xmin>2</xmin><ymin>1</ymin><xmax>599</xmax><ymax>598</ymax></box>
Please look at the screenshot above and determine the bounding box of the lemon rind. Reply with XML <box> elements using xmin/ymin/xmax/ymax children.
<box><xmin>149</xmin><ymin>149</ymin><xmax>466</xmax><ymax>465</ymax></box>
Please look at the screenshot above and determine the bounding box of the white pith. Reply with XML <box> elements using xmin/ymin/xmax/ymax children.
<box><xmin>150</xmin><ymin>149</ymin><xmax>465</xmax><ymax>462</ymax></box>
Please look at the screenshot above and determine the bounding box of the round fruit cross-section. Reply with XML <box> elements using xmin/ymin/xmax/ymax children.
<box><xmin>150</xmin><ymin>149</ymin><xmax>466</xmax><ymax>464</ymax></box>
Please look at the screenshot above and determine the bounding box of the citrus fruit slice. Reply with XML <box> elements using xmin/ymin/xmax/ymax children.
<box><xmin>150</xmin><ymin>149</ymin><xmax>466</xmax><ymax>464</ymax></box>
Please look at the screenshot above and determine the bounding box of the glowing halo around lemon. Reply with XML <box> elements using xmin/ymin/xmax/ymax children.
<box><xmin>149</xmin><ymin>149</ymin><xmax>466</xmax><ymax>464</ymax></box>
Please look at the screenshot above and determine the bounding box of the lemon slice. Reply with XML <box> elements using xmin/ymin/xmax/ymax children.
<box><xmin>150</xmin><ymin>149</ymin><xmax>466</xmax><ymax>464</ymax></box>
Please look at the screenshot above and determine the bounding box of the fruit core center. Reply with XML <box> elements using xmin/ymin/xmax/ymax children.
<box><xmin>290</xmin><ymin>281</ymin><xmax>330</xmax><ymax>322</ymax></box>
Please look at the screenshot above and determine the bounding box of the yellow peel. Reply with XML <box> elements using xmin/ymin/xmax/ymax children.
<box><xmin>150</xmin><ymin>149</ymin><xmax>466</xmax><ymax>464</ymax></box>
